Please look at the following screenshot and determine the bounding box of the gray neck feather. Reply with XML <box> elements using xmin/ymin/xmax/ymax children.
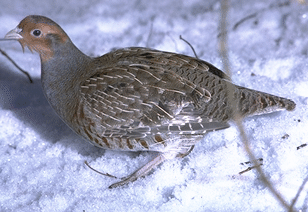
<box><xmin>41</xmin><ymin>41</ymin><xmax>92</xmax><ymax>124</ymax></box>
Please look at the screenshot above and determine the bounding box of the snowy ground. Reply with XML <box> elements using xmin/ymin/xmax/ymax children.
<box><xmin>0</xmin><ymin>0</ymin><xmax>308</xmax><ymax>211</ymax></box>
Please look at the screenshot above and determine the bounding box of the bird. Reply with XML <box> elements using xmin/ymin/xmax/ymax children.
<box><xmin>3</xmin><ymin>15</ymin><xmax>296</xmax><ymax>188</ymax></box>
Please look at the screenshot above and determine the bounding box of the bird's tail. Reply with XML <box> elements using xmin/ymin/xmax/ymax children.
<box><xmin>233</xmin><ymin>85</ymin><xmax>296</xmax><ymax>117</ymax></box>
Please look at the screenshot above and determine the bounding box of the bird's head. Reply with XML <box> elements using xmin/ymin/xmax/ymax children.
<box><xmin>3</xmin><ymin>15</ymin><xmax>70</xmax><ymax>61</ymax></box>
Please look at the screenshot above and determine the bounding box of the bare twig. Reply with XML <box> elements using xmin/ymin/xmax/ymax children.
<box><xmin>289</xmin><ymin>175</ymin><xmax>308</xmax><ymax>211</ymax></box>
<box><xmin>219</xmin><ymin>0</ymin><xmax>291</xmax><ymax>210</ymax></box>
<box><xmin>236</xmin><ymin>119</ymin><xmax>291</xmax><ymax>210</ymax></box>
<box><xmin>179</xmin><ymin>35</ymin><xmax>199</xmax><ymax>59</ymax></box>
<box><xmin>0</xmin><ymin>48</ymin><xmax>33</xmax><ymax>83</ymax></box>
<box><xmin>146</xmin><ymin>20</ymin><xmax>154</xmax><ymax>48</ymax></box>
<box><xmin>240</xmin><ymin>158</ymin><xmax>263</xmax><ymax>166</ymax></box>
<box><xmin>297</xmin><ymin>143</ymin><xmax>307</xmax><ymax>150</ymax></box>
<box><xmin>233</xmin><ymin>13</ymin><xmax>257</xmax><ymax>30</ymax></box>
<box><xmin>84</xmin><ymin>160</ymin><xmax>118</xmax><ymax>179</ymax></box>
<box><xmin>239</xmin><ymin>164</ymin><xmax>263</xmax><ymax>175</ymax></box>
<box><xmin>219</xmin><ymin>0</ymin><xmax>231</xmax><ymax>77</ymax></box>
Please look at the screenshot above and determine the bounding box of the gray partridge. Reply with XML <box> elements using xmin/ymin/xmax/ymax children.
<box><xmin>3</xmin><ymin>15</ymin><xmax>296</xmax><ymax>188</ymax></box>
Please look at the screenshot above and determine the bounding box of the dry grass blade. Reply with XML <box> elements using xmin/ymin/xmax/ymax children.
<box><xmin>0</xmin><ymin>48</ymin><xmax>33</xmax><ymax>83</ymax></box>
<box><xmin>219</xmin><ymin>0</ymin><xmax>292</xmax><ymax>210</ymax></box>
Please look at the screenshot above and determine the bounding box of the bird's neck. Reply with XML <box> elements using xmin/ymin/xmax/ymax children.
<box><xmin>41</xmin><ymin>41</ymin><xmax>92</xmax><ymax>124</ymax></box>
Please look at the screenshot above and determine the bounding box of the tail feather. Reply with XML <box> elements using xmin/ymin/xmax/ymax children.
<box><xmin>235</xmin><ymin>85</ymin><xmax>296</xmax><ymax>117</ymax></box>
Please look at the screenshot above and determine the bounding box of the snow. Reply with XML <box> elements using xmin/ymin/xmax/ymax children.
<box><xmin>0</xmin><ymin>0</ymin><xmax>308</xmax><ymax>211</ymax></box>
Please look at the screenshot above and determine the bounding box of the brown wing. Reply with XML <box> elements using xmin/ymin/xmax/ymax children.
<box><xmin>77</xmin><ymin>47</ymin><xmax>230</xmax><ymax>141</ymax></box>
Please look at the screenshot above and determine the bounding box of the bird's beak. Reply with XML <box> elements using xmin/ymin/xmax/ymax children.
<box><xmin>4</xmin><ymin>27</ymin><xmax>23</xmax><ymax>40</ymax></box>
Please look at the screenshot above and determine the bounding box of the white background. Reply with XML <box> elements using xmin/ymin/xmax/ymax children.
<box><xmin>0</xmin><ymin>0</ymin><xmax>308</xmax><ymax>211</ymax></box>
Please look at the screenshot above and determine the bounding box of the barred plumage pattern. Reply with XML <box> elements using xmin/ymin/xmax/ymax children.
<box><xmin>6</xmin><ymin>16</ymin><xmax>296</xmax><ymax>188</ymax></box>
<box><xmin>72</xmin><ymin>48</ymin><xmax>295</xmax><ymax>158</ymax></box>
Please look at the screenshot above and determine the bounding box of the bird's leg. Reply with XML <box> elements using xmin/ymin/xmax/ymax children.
<box><xmin>109</xmin><ymin>145</ymin><xmax>196</xmax><ymax>189</ymax></box>
<box><xmin>109</xmin><ymin>153</ymin><xmax>167</xmax><ymax>189</ymax></box>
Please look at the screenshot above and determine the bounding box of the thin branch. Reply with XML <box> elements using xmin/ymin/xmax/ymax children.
<box><xmin>0</xmin><ymin>48</ymin><xmax>33</xmax><ymax>83</ymax></box>
<box><xmin>235</xmin><ymin>119</ymin><xmax>290</xmax><ymax>210</ymax></box>
<box><xmin>289</xmin><ymin>175</ymin><xmax>308</xmax><ymax>211</ymax></box>
<box><xmin>84</xmin><ymin>160</ymin><xmax>118</xmax><ymax>179</ymax></box>
<box><xmin>146</xmin><ymin>20</ymin><xmax>154</xmax><ymax>48</ymax></box>
<box><xmin>297</xmin><ymin>143</ymin><xmax>307</xmax><ymax>150</ymax></box>
<box><xmin>179</xmin><ymin>35</ymin><xmax>199</xmax><ymax>59</ymax></box>
<box><xmin>240</xmin><ymin>158</ymin><xmax>263</xmax><ymax>166</ymax></box>
<box><xmin>239</xmin><ymin>164</ymin><xmax>263</xmax><ymax>175</ymax></box>
<box><xmin>219</xmin><ymin>0</ymin><xmax>291</xmax><ymax>211</ymax></box>
<box><xmin>219</xmin><ymin>0</ymin><xmax>231</xmax><ymax>77</ymax></box>
<box><xmin>233</xmin><ymin>13</ymin><xmax>257</xmax><ymax>30</ymax></box>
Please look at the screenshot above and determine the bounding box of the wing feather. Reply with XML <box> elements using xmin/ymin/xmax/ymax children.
<box><xmin>78</xmin><ymin>47</ymin><xmax>229</xmax><ymax>141</ymax></box>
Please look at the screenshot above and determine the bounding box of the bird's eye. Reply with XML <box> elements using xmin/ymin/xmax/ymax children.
<box><xmin>31</xmin><ymin>29</ymin><xmax>42</xmax><ymax>37</ymax></box>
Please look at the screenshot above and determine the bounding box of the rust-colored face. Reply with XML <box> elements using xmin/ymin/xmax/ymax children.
<box><xmin>4</xmin><ymin>15</ymin><xmax>69</xmax><ymax>62</ymax></box>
